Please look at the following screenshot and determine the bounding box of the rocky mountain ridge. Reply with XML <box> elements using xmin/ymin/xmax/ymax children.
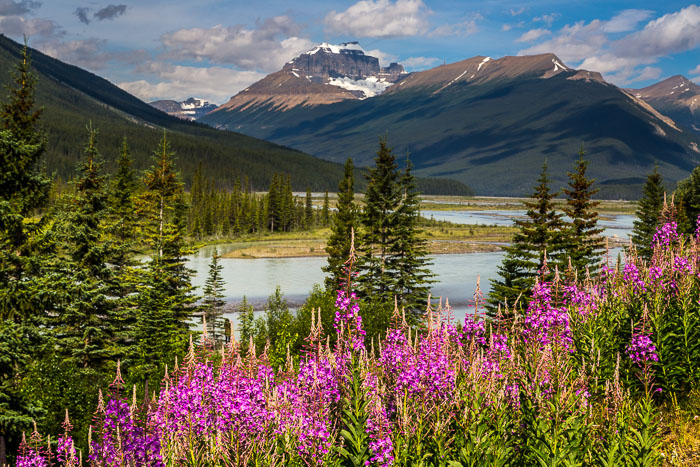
<box><xmin>631</xmin><ymin>76</ymin><xmax>700</xmax><ymax>132</ymax></box>
<box><xmin>150</xmin><ymin>97</ymin><xmax>218</xmax><ymax>120</ymax></box>
<box><xmin>211</xmin><ymin>42</ymin><xmax>406</xmax><ymax>115</ymax></box>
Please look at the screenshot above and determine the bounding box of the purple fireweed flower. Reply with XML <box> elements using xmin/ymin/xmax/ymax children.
<box><xmin>523</xmin><ymin>282</ymin><xmax>573</xmax><ymax>351</ymax></box>
<box><xmin>652</xmin><ymin>221</ymin><xmax>679</xmax><ymax>247</ymax></box>
<box><xmin>335</xmin><ymin>290</ymin><xmax>366</xmax><ymax>351</ymax></box>
<box><xmin>627</xmin><ymin>332</ymin><xmax>659</xmax><ymax>366</ymax></box>
<box><xmin>462</xmin><ymin>315</ymin><xmax>487</xmax><ymax>346</ymax></box>
<box><xmin>623</xmin><ymin>263</ymin><xmax>646</xmax><ymax>293</ymax></box>
<box><xmin>673</xmin><ymin>256</ymin><xmax>693</xmax><ymax>275</ymax></box>
<box><xmin>563</xmin><ymin>284</ymin><xmax>599</xmax><ymax>317</ymax></box>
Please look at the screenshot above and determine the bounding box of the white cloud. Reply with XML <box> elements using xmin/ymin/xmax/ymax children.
<box><xmin>401</xmin><ymin>56</ymin><xmax>440</xmax><ymax>70</ymax></box>
<box><xmin>40</xmin><ymin>38</ymin><xmax>111</xmax><ymax>69</ymax></box>
<box><xmin>502</xmin><ymin>24</ymin><xmax>512</xmax><ymax>31</ymax></box>
<box><xmin>118</xmin><ymin>64</ymin><xmax>265</xmax><ymax>104</ymax></box>
<box><xmin>0</xmin><ymin>0</ymin><xmax>40</xmax><ymax>16</ymax></box>
<box><xmin>510</xmin><ymin>7</ymin><xmax>525</xmax><ymax>16</ymax></box>
<box><xmin>614</xmin><ymin>5</ymin><xmax>700</xmax><ymax>58</ymax></box>
<box><xmin>533</xmin><ymin>13</ymin><xmax>559</xmax><ymax>27</ymax></box>
<box><xmin>515</xmin><ymin>28</ymin><xmax>550</xmax><ymax>43</ymax></box>
<box><xmin>37</xmin><ymin>37</ymin><xmax>149</xmax><ymax>70</ymax></box>
<box><xmin>0</xmin><ymin>15</ymin><xmax>58</xmax><ymax>37</ymax></box>
<box><xmin>324</xmin><ymin>0</ymin><xmax>430</xmax><ymax>38</ymax></box>
<box><xmin>518</xmin><ymin>6</ymin><xmax>700</xmax><ymax>86</ymax></box>
<box><xmin>160</xmin><ymin>16</ymin><xmax>313</xmax><ymax>72</ymax></box>
<box><xmin>603</xmin><ymin>9</ymin><xmax>653</xmax><ymax>33</ymax></box>
<box><xmin>365</xmin><ymin>48</ymin><xmax>397</xmax><ymax>67</ymax></box>
<box><xmin>429</xmin><ymin>19</ymin><xmax>479</xmax><ymax>37</ymax></box>
<box><xmin>690</xmin><ymin>64</ymin><xmax>700</xmax><ymax>75</ymax></box>
<box><xmin>518</xmin><ymin>20</ymin><xmax>607</xmax><ymax>64</ymax></box>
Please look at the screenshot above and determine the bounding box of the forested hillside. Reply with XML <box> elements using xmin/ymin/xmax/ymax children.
<box><xmin>0</xmin><ymin>35</ymin><xmax>471</xmax><ymax>195</ymax></box>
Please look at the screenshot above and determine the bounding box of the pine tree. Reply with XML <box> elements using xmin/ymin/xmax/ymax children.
<box><xmin>135</xmin><ymin>132</ymin><xmax>196</xmax><ymax>379</ymax></box>
<box><xmin>674</xmin><ymin>165</ymin><xmax>700</xmax><ymax>235</ymax></box>
<box><xmin>562</xmin><ymin>148</ymin><xmax>604</xmax><ymax>275</ymax></box>
<box><xmin>324</xmin><ymin>158</ymin><xmax>358</xmax><ymax>291</ymax></box>
<box><xmin>0</xmin><ymin>43</ymin><xmax>52</xmax><ymax>462</ymax></box>
<box><xmin>488</xmin><ymin>162</ymin><xmax>565</xmax><ymax>316</ymax></box>
<box><xmin>202</xmin><ymin>248</ymin><xmax>226</xmax><ymax>346</ymax></box>
<box><xmin>322</xmin><ymin>191</ymin><xmax>330</xmax><ymax>227</ymax></box>
<box><xmin>304</xmin><ymin>187</ymin><xmax>313</xmax><ymax>229</ymax></box>
<box><xmin>56</xmin><ymin>125</ymin><xmax>114</xmax><ymax>370</ymax></box>
<box><xmin>631</xmin><ymin>167</ymin><xmax>665</xmax><ymax>259</ymax></box>
<box><xmin>357</xmin><ymin>139</ymin><xmax>402</xmax><ymax>304</ymax></box>
<box><xmin>391</xmin><ymin>156</ymin><xmax>433</xmax><ymax>316</ymax></box>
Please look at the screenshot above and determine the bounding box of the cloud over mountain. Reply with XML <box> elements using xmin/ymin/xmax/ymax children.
<box><xmin>324</xmin><ymin>0</ymin><xmax>430</xmax><ymax>38</ymax></box>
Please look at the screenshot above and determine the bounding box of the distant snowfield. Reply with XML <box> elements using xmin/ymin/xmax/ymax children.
<box><xmin>327</xmin><ymin>76</ymin><xmax>393</xmax><ymax>98</ymax></box>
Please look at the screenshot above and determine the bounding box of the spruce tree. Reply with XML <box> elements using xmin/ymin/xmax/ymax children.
<box><xmin>322</xmin><ymin>191</ymin><xmax>330</xmax><ymax>227</ymax></box>
<box><xmin>135</xmin><ymin>132</ymin><xmax>196</xmax><ymax>379</ymax></box>
<box><xmin>391</xmin><ymin>156</ymin><xmax>433</xmax><ymax>316</ymax></box>
<box><xmin>357</xmin><ymin>139</ymin><xmax>402</xmax><ymax>304</ymax></box>
<box><xmin>562</xmin><ymin>148</ymin><xmax>604</xmax><ymax>275</ymax></box>
<box><xmin>631</xmin><ymin>167</ymin><xmax>665</xmax><ymax>259</ymax></box>
<box><xmin>56</xmin><ymin>125</ymin><xmax>114</xmax><ymax>370</ymax></box>
<box><xmin>202</xmin><ymin>248</ymin><xmax>226</xmax><ymax>346</ymax></box>
<box><xmin>0</xmin><ymin>43</ymin><xmax>51</xmax><ymax>461</ymax></box>
<box><xmin>674</xmin><ymin>165</ymin><xmax>700</xmax><ymax>235</ymax></box>
<box><xmin>324</xmin><ymin>158</ymin><xmax>358</xmax><ymax>291</ymax></box>
<box><xmin>488</xmin><ymin>162</ymin><xmax>565</xmax><ymax>316</ymax></box>
<box><xmin>305</xmin><ymin>187</ymin><xmax>313</xmax><ymax>229</ymax></box>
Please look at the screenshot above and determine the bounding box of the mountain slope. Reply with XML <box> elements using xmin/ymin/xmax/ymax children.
<box><xmin>0</xmin><ymin>35</ymin><xmax>350</xmax><ymax>191</ymax></box>
<box><xmin>631</xmin><ymin>76</ymin><xmax>700</xmax><ymax>133</ymax></box>
<box><xmin>202</xmin><ymin>53</ymin><xmax>700</xmax><ymax>197</ymax></box>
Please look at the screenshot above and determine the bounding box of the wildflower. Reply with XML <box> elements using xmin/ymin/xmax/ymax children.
<box><xmin>626</xmin><ymin>332</ymin><xmax>659</xmax><ymax>366</ymax></box>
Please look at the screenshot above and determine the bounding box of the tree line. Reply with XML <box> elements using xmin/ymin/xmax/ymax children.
<box><xmin>188</xmin><ymin>165</ymin><xmax>331</xmax><ymax>239</ymax></box>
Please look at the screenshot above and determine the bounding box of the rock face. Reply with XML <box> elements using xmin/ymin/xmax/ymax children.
<box><xmin>631</xmin><ymin>76</ymin><xmax>700</xmax><ymax>132</ymax></box>
<box><xmin>210</xmin><ymin>42</ymin><xmax>406</xmax><ymax>116</ymax></box>
<box><xmin>150</xmin><ymin>97</ymin><xmax>218</xmax><ymax>120</ymax></box>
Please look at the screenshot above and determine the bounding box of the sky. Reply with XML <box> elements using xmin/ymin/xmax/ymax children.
<box><xmin>0</xmin><ymin>0</ymin><xmax>698</xmax><ymax>104</ymax></box>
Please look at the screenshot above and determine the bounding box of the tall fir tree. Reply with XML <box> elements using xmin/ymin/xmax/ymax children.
<box><xmin>674</xmin><ymin>165</ymin><xmax>700</xmax><ymax>235</ymax></box>
<box><xmin>488</xmin><ymin>162</ymin><xmax>565</xmax><ymax>316</ymax></box>
<box><xmin>106</xmin><ymin>137</ymin><xmax>141</xmax><ymax>363</ymax></box>
<box><xmin>202</xmin><ymin>248</ymin><xmax>226</xmax><ymax>347</ymax></box>
<box><xmin>357</xmin><ymin>139</ymin><xmax>402</xmax><ymax>304</ymax></box>
<box><xmin>561</xmin><ymin>148</ymin><xmax>604</xmax><ymax>275</ymax></box>
<box><xmin>322</xmin><ymin>191</ymin><xmax>330</xmax><ymax>227</ymax></box>
<box><xmin>0</xmin><ymin>42</ymin><xmax>50</xmax><ymax>463</ymax></box>
<box><xmin>304</xmin><ymin>187</ymin><xmax>313</xmax><ymax>229</ymax></box>
<box><xmin>56</xmin><ymin>125</ymin><xmax>114</xmax><ymax>371</ymax></box>
<box><xmin>135</xmin><ymin>132</ymin><xmax>196</xmax><ymax>379</ymax></box>
<box><xmin>631</xmin><ymin>166</ymin><xmax>665</xmax><ymax>260</ymax></box>
<box><xmin>324</xmin><ymin>158</ymin><xmax>358</xmax><ymax>291</ymax></box>
<box><xmin>391</xmin><ymin>156</ymin><xmax>433</xmax><ymax>317</ymax></box>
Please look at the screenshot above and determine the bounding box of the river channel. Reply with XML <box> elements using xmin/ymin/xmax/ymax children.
<box><xmin>187</xmin><ymin>210</ymin><xmax>632</xmax><ymax>326</ymax></box>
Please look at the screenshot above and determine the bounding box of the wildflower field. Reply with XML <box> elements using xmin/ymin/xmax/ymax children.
<box><xmin>16</xmin><ymin>222</ymin><xmax>700</xmax><ymax>466</ymax></box>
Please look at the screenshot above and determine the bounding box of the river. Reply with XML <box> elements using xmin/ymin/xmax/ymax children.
<box><xmin>188</xmin><ymin>210</ymin><xmax>632</xmax><ymax>327</ymax></box>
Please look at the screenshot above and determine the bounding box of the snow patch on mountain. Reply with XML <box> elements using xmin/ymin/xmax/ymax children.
<box><xmin>327</xmin><ymin>76</ymin><xmax>393</xmax><ymax>98</ymax></box>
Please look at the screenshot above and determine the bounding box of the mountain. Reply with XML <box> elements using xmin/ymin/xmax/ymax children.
<box><xmin>201</xmin><ymin>52</ymin><xmax>700</xmax><ymax>198</ymax></box>
<box><xmin>0</xmin><ymin>35</ymin><xmax>470</xmax><ymax>195</ymax></box>
<box><xmin>212</xmin><ymin>42</ymin><xmax>406</xmax><ymax>114</ymax></box>
<box><xmin>150</xmin><ymin>97</ymin><xmax>218</xmax><ymax>120</ymax></box>
<box><xmin>0</xmin><ymin>34</ymin><xmax>344</xmax><ymax>191</ymax></box>
<box><xmin>631</xmin><ymin>76</ymin><xmax>700</xmax><ymax>133</ymax></box>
